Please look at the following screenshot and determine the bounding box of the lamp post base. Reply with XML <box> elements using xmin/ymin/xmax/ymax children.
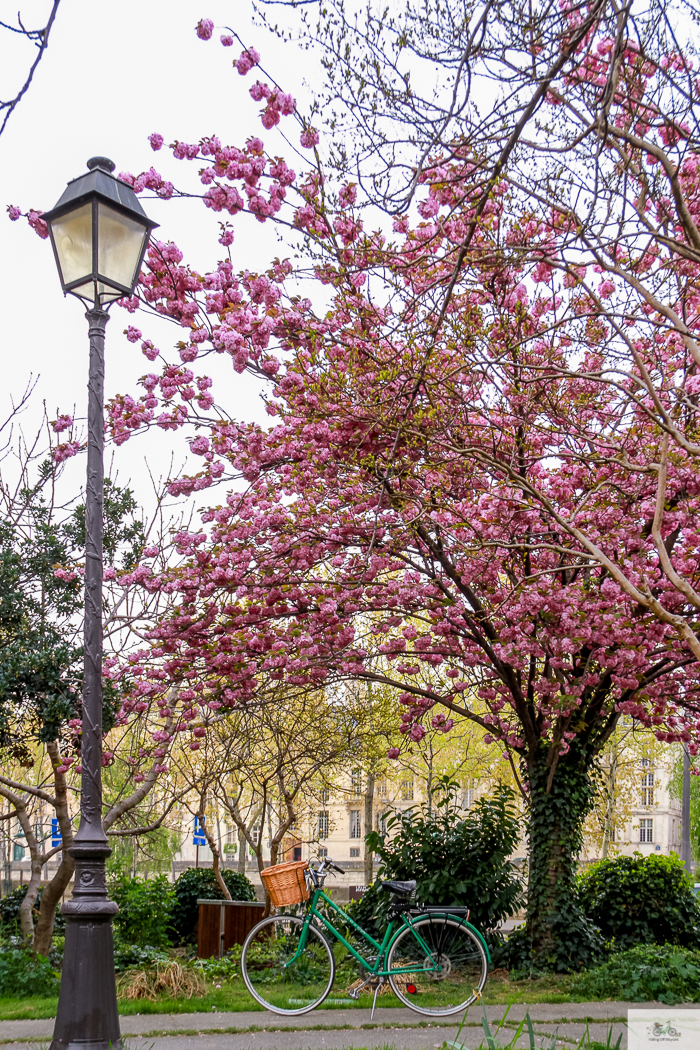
<box><xmin>50</xmin><ymin>845</ymin><xmax>121</xmax><ymax>1050</ymax></box>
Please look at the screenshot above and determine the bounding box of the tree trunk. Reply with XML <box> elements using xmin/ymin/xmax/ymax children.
<box><xmin>16</xmin><ymin>806</ymin><xmax>42</xmax><ymax>945</ymax></box>
<box><xmin>517</xmin><ymin>740</ymin><xmax>603</xmax><ymax>972</ymax></box>
<box><xmin>600</xmin><ymin>753</ymin><xmax>618</xmax><ymax>861</ymax></box>
<box><xmin>34</xmin><ymin>749</ymin><xmax>75</xmax><ymax>956</ymax></box>
<box><xmin>199</xmin><ymin>809</ymin><xmax>231</xmax><ymax>900</ymax></box>
<box><xmin>237</xmin><ymin>827</ymin><xmax>246</xmax><ymax>874</ymax></box>
<box><xmin>363</xmin><ymin>771</ymin><xmax>375</xmax><ymax>887</ymax></box>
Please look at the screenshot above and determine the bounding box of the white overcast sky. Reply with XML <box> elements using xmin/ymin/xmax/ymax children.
<box><xmin>0</xmin><ymin>0</ymin><xmax>314</xmax><ymax>509</ymax></box>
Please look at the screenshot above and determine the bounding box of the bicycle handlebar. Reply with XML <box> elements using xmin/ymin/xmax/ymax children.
<box><xmin>312</xmin><ymin>856</ymin><xmax>345</xmax><ymax>876</ymax></box>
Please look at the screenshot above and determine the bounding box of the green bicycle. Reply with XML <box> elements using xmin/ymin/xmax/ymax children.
<box><xmin>241</xmin><ymin>856</ymin><xmax>490</xmax><ymax>1017</ymax></box>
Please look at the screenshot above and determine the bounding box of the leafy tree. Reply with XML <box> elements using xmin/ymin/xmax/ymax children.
<box><xmin>0</xmin><ymin>407</ymin><xmax>183</xmax><ymax>954</ymax></box>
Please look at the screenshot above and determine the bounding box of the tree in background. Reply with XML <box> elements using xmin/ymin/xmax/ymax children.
<box><xmin>583</xmin><ymin>726</ymin><xmax>666</xmax><ymax>861</ymax></box>
<box><xmin>0</xmin><ymin>403</ymin><xmax>191</xmax><ymax>953</ymax></box>
<box><xmin>169</xmin><ymin>680</ymin><xmax>373</xmax><ymax>911</ymax></box>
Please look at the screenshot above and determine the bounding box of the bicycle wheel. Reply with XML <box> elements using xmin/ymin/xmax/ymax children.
<box><xmin>386</xmin><ymin>915</ymin><xmax>488</xmax><ymax>1016</ymax></box>
<box><xmin>241</xmin><ymin>914</ymin><xmax>336</xmax><ymax>1015</ymax></box>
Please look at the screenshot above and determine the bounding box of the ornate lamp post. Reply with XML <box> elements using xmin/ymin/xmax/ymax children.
<box><xmin>43</xmin><ymin>158</ymin><xmax>157</xmax><ymax>1050</ymax></box>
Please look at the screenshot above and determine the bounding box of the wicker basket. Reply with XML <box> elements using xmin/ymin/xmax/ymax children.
<box><xmin>260</xmin><ymin>860</ymin><xmax>310</xmax><ymax>907</ymax></box>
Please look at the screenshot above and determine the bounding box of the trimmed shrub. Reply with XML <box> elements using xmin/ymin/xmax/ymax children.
<box><xmin>576</xmin><ymin>852</ymin><xmax>700</xmax><ymax>949</ymax></box>
<box><xmin>111</xmin><ymin>875</ymin><xmax>175</xmax><ymax>948</ymax></box>
<box><xmin>0</xmin><ymin>946</ymin><xmax>59</xmax><ymax>996</ymax></box>
<box><xmin>571</xmin><ymin>944</ymin><xmax>700</xmax><ymax>1004</ymax></box>
<box><xmin>171</xmin><ymin>867</ymin><xmax>256</xmax><ymax>944</ymax></box>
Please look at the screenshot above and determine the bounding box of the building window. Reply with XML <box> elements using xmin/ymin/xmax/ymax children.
<box><xmin>248</xmin><ymin>823</ymin><xmax>261</xmax><ymax>857</ymax></box>
<box><xmin>351</xmin><ymin>771</ymin><xmax>362</xmax><ymax>797</ymax></box>
<box><xmin>318</xmin><ymin>846</ymin><xmax>328</xmax><ymax>858</ymax></box>
<box><xmin>463</xmin><ymin>780</ymin><xmax>476</xmax><ymax>809</ymax></box>
<box><xmin>378</xmin><ymin>812</ymin><xmax>388</xmax><ymax>835</ymax></box>
<box><xmin>293</xmin><ymin>846</ymin><xmax>302</xmax><ymax>861</ymax></box>
<box><xmin>320</xmin><ymin>787</ymin><xmax>330</xmax><ymax>803</ymax></box>
<box><xmin>350</xmin><ymin>847</ymin><xmax>360</xmax><ymax>857</ymax></box>
<box><xmin>318</xmin><ymin>811</ymin><xmax>329</xmax><ymax>839</ymax></box>
<box><xmin>377</xmin><ymin>779</ymin><xmax>387</xmax><ymax>799</ymax></box>
<box><xmin>400</xmin><ymin>779</ymin><xmax>414</xmax><ymax>801</ymax></box>
<box><xmin>641</xmin><ymin>770</ymin><xmax>654</xmax><ymax>807</ymax></box>
<box><xmin>640</xmin><ymin>819</ymin><xmax>653</xmax><ymax>843</ymax></box>
<box><xmin>350</xmin><ymin>810</ymin><xmax>361</xmax><ymax>839</ymax></box>
<box><xmin>610</xmin><ymin>826</ymin><xmax>616</xmax><ymax>843</ymax></box>
<box><xmin>13</xmin><ymin>843</ymin><xmax>24</xmax><ymax>862</ymax></box>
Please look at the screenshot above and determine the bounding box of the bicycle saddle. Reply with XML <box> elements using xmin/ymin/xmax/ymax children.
<box><xmin>381</xmin><ymin>879</ymin><xmax>416</xmax><ymax>895</ymax></box>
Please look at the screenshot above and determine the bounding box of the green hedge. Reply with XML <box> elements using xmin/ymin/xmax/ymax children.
<box><xmin>576</xmin><ymin>853</ymin><xmax>700</xmax><ymax>949</ymax></box>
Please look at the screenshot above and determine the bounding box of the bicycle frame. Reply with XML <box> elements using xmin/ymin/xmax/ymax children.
<box><xmin>288</xmin><ymin>885</ymin><xmax>490</xmax><ymax>977</ymax></box>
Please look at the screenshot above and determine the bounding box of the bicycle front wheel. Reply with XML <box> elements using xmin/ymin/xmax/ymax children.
<box><xmin>241</xmin><ymin>914</ymin><xmax>336</xmax><ymax>1015</ymax></box>
<box><xmin>387</xmin><ymin>915</ymin><xmax>488</xmax><ymax>1016</ymax></box>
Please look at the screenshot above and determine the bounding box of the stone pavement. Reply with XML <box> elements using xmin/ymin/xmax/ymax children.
<box><xmin>1</xmin><ymin>1003</ymin><xmax>698</xmax><ymax>1050</ymax></box>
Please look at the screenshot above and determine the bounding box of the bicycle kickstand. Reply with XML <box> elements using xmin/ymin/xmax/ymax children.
<box><xmin>370</xmin><ymin>977</ymin><xmax>385</xmax><ymax>1021</ymax></box>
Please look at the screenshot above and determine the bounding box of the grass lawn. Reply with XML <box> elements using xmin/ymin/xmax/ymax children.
<box><xmin>0</xmin><ymin>970</ymin><xmax>588</xmax><ymax>1021</ymax></box>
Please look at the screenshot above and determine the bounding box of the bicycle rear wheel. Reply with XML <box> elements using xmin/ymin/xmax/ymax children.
<box><xmin>386</xmin><ymin>915</ymin><xmax>488</xmax><ymax>1016</ymax></box>
<box><xmin>241</xmin><ymin>914</ymin><xmax>335</xmax><ymax>1015</ymax></box>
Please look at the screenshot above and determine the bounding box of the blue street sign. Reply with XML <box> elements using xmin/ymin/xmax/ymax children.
<box><xmin>51</xmin><ymin>817</ymin><xmax>62</xmax><ymax>848</ymax></box>
<box><xmin>193</xmin><ymin>816</ymin><xmax>206</xmax><ymax>846</ymax></box>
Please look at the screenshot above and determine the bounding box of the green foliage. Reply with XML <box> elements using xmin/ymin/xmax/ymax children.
<box><xmin>64</xmin><ymin>480</ymin><xmax>146</xmax><ymax>572</ymax></box>
<box><xmin>363</xmin><ymin>780</ymin><xmax>523</xmax><ymax>937</ymax></box>
<box><xmin>576</xmin><ymin>852</ymin><xmax>700</xmax><ymax>950</ymax></box>
<box><xmin>196</xmin><ymin>945</ymin><xmax>242</xmax><ymax>982</ymax></box>
<box><xmin>504</xmin><ymin>744</ymin><xmax>605</xmax><ymax>976</ymax></box>
<box><xmin>0</xmin><ymin>946</ymin><xmax>59</xmax><ymax>996</ymax></box>
<box><xmin>171</xmin><ymin>868</ymin><xmax>256</xmax><ymax>945</ymax></box>
<box><xmin>0</xmin><ymin>476</ymin><xmax>144</xmax><ymax>749</ymax></box>
<box><xmin>571</xmin><ymin>944</ymin><xmax>700</xmax><ymax>1004</ymax></box>
<box><xmin>669</xmin><ymin>753</ymin><xmax>700</xmax><ymax>862</ymax></box>
<box><xmin>111</xmin><ymin>875</ymin><xmax>175</xmax><ymax>948</ymax></box>
<box><xmin>113</xmin><ymin>943</ymin><xmax>171</xmax><ymax>972</ymax></box>
<box><xmin>105</xmin><ymin>825</ymin><xmax>181</xmax><ymax>879</ymax></box>
<box><xmin>0</xmin><ymin>887</ymin><xmax>64</xmax><ymax>936</ymax></box>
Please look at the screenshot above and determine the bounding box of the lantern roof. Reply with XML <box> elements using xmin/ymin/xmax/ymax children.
<box><xmin>43</xmin><ymin>158</ymin><xmax>158</xmax><ymax>229</ymax></box>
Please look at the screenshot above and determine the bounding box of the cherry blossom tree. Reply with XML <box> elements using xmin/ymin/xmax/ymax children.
<box><xmin>15</xmin><ymin>7</ymin><xmax>700</xmax><ymax>968</ymax></box>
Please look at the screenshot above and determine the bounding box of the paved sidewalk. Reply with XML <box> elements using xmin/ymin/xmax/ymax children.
<box><xmin>1</xmin><ymin>1003</ymin><xmax>697</xmax><ymax>1050</ymax></box>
